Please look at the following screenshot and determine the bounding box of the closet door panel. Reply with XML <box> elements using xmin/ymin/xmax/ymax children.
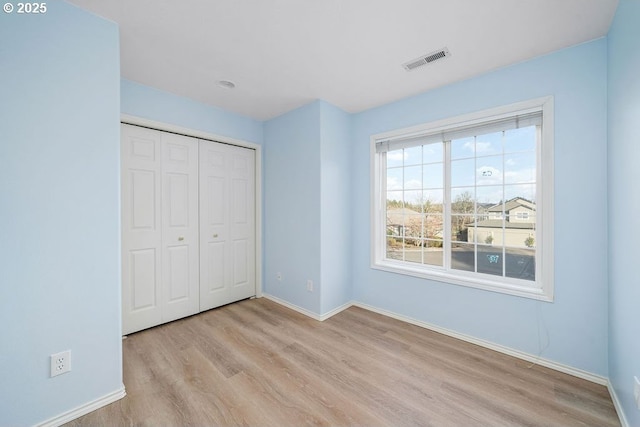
<box><xmin>121</xmin><ymin>124</ymin><xmax>162</xmax><ymax>335</ymax></box>
<box><xmin>206</xmin><ymin>241</ymin><xmax>226</xmax><ymax>291</ymax></box>
<box><xmin>161</xmin><ymin>132</ymin><xmax>199</xmax><ymax>323</ymax></box>
<box><xmin>199</xmin><ymin>141</ymin><xmax>256</xmax><ymax>311</ymax></box>
<box><xmin>131</xmin><ymin>171</ymin><xmax>156</xmax><ymax>229</ymax></box>
<box><xmin>130</xmin><ymin>248</ymin><xmax>157</xmax><ymax>309</ymax></box>
<box><xmin>166</xmin><ymin>173</ymin><xmax>189</xmax><ymax>226</ymax></box>
<box><xmin>167</xmin><ymin>246</ymin><xmax>189</xmax><ymax>300</ymax></box>
<box><xmin>199</xmin><ymin>142</ymin><xmax>231</xmax><ymax>310</ymax></box>
<box><xmin>232</xmin><ymin>239</ymin><xmax>248</xmax><ymax>286</ymax></box>
<box><xmin>228</xmin><ymin>146</ymin><xmax>256</xmax><ymax>300</ymax></box>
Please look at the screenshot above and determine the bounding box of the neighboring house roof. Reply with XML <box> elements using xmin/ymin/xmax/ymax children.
<box><xmin>487</xmin><ymin>197</ymin><xmax>536</xmax><ymax>213</ymax></box>
<box><xmin>473</xmin><ymin>219</ymin><xmax>535</xmax><ymax>229</ymax></box>
<box><xmin>477</xmin><ymin>203</ymin><xmax>493</xmax><ymax>212</ymax></box>
<box><xmin>386</xmin><ymin>208</ymin><xmax>422</xmax><ymax>226</ymax></box>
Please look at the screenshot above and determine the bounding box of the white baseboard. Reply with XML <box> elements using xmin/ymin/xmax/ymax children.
<box><xmin>607</xmin><ymin>382</ymin><xmax>630</xmax><ymax>427</ymax></box>
<box><xmin>318</xmin><ymin>301</ymin><xmax>353</xmax><ymax>320</ymax></box>
<box><xmin>260</xmin><ymin>294</ymin><xmax>352</xmax><ymax>321</ymax></box>
<box><xmin>35</xmin><ymin>386</ymin><xmax>126</xmax><ymax>427</ymax></box>
<box><xmin>261</xmin><ymin>294</ymin><xmax>323</xmax><ymax>321</ymax></box>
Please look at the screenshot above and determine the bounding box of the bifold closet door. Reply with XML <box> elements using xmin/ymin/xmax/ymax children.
<box><xmin>121</xmin><ymin>124</ymin><xmax>199</xmax><ymax>335</ymax></box>
<box><xmin>199</xmin><ymin>141</ymin><xmax>256</xmax><ymax>311</ymax></box>
<box><xmin>160</xmin><ymin>132</ymin><xmax>199</xmax><ymax>324</ymax></box>
<box><xmin>121</xmin><ymin>125</ymin><xmax>162</xmax><ymax>334</ymax></box>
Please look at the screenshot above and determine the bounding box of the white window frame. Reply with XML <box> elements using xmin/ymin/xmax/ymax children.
<box><xmin>370</xmin><ymin>97</ymin><xmax>554</xmax><ymax>301</ymax></box>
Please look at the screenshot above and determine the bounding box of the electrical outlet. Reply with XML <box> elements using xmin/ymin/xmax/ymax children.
<box><xmin>634</xmin><ymin>376</ymin><xmax>640</xmax><ymax>410</ymax></box>
<box><xmin>276</xmin><ymin>272</ymin><xmax>282</xmax><ymax>281</ymax></box>
<box><xmin>307</xmin><ymin>280</ymin><xmax>313</xmax><ymax>292</ymax></box>
<box><xmin>50</xmin><ymin>350</ymin><xmax>71</xmax><ymax>377</ymax></box>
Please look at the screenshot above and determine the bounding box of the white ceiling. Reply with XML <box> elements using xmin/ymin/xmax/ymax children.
<box><xmin>68</xmin><ymin>0</ymin><xmax>618</xmax><ymax>121</ymax></box>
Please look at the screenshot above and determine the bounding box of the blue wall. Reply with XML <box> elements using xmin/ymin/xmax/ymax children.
<box><xmin>608</xmin><ymin>0</ymin><xmax>640</xmax><ymax>424</ymax></box>
<box><xmin>263</xmin><ymin>100</ymin><xmax>353</xmax><ymax>316</ymax></box>
<box><xmin>351</xmin><ymin>40</ymin><xmax>609</xmax><ymax>376</ymax></box>
<box><xmin>121</xmin><ymin>79</ymin><xmax>263</xmax><ymax>145</ymax></box>
<box><xmin>264</xmin><ymin>102</ymin><xmax>323</xmax><ymax>313</ymax></box>
<box><xmin>0</xmin><ymin>2</ymin><xmax>122</xmax><ymax>426</ymax></box>
<box><xmin>319</xmin><ymin>101</ymin><xmax>352</xmax><ymax>314</ymax></box>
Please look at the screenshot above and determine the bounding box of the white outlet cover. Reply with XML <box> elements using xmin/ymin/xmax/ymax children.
<box><xmin>50</xmin><ymin>350</ymin><xmax>71</xmax><ymax>377</ymax></box>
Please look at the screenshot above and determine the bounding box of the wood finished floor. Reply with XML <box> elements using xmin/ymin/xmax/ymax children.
<box><xmin>66</xmin><ymin>298</ymin><xmax>620</xmax><ymax>427</ymax></box>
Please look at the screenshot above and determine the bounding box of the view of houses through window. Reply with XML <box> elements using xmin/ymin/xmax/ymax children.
<box><xmin>385</xmin><ymin>126</ymin><xmax>537</xmax><ymax>282</ymax></box>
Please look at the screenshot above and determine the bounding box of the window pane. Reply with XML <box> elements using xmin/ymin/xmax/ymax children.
<box><xmin>476</xmin><ymin>155</ymin><xmax>503</xmax><ymax>186</ymax></box>
<box><xmin>404</xmin><ymin>189</ymin><xmax>423</xmax><ymax>206</ymax></box>
<box><xmin>474</xmin><ymin>132</ymin><xmax>503</xmax><ymax>156</ymax></box>
<box><xmin>423</xmin><ymin>143</ymin><xmax>444</xmax><ymax>164</ymax></box>
<box><xmin>404</xmin><ymin>214</ymin><xmax>424</xmax><ymax>241</ymax></box>
<box><xmin>386</xmin><ymin>237</ymin><xmax>403</xmax><ymax>261</ymax></box>
<box><xmin>505</xmin><ymin>215</ymin><xmax>536</xmax><ymax>248</ymax></box>
<box><xmin>423</xmin><ymin>163</ymin><xmax>443</xmax><ymax>189</ymax></box>
<box><xmin>386</xmin><ymin>191</ymin><xmax>403</xmax><ymax>209</ymax></box>
<box><xmin>505</xmin><ymin>247</ymin><xmax>535</xmax><ymax>281</ymax></box>
<box><xmin>476</xmin><ymin>226</ymin><xmax>500</xmax><ymax>246</ymax></box>
<box><xmin>476</xmin><ymin>185</ymin><xmax>503</xmax><ymax>214</ymax></box>
<box><xmin>386</xmin><ymin>149</ymin><xmax>406</xmax><ymax>168</ymax></box>
<box><xmin>477</xmin><ymin>244</ymin><xmax>503</xmax><ymax>277</ymax></box>
<box><xmin>451</xmin><ymin>137</ymin><xmax>475</xmax><ymax>160</ymax></box>
<box><xmin>386</xmin><ymin>205</ymin><xmax>409</xmax><ymax>238</ymax></box>
<box><xmin>423</xmin><ymin>190</ymin><xmax>444</xmax><ymax>213</ymax></box>
<box><xmin>451</xmin><ymin>188</ymin><xmax>475</xmax><ymax>214</ymax></box>
<box><xmin>404</xmin><ymin>165</ymin><xmax>422</xmax><ymax>189</ymax></box>
<box><xmin>451</xmin><ymin>215</ymin><xmax>474</xmax><ymax>242</ymax></box>
<box><xmin>504</xmin><ymin>126</ymin><xmax>536</xmax><ymax>153</ymax></box>
<box><xmin>451</xmin><ymin>243</ymin><xmax>474</xmax><ymax>272</ymax></box>
<box><xmin>424</xmin><ymin>213</ymin><xmax>444</xmax><ymax>239</ymax></box>
<box><xmin>404</xmin><ymin>146</ymin><xmax>422</xmax><ymax>166</ymax></box>
<box><xmin>423</xmin><ymin>239</ymin><xmax>444</xmax><ymax>267</ymax></box>
<box><xmin>451</xmin><ymin>158</ymin><xmax>475</xmax><ymax>187</ymax></box>
<box><xmin>403</xmin><ymin>244</ymin><xmax>422</xmax><ymax>264</ymax></box>
<box><xmin>505</xmin><ymin>151</ymin><xmax>536</xmax><ymax>184</ymax></box>
<box><xmin>504</xmin><ymin>184</ymin><xmax>535</xmax><ymax>204</ymax></box>
<box><xmin>387</xmin><ymin>167</ymin><xmax>403</xmax><ymax>190</ymax></box>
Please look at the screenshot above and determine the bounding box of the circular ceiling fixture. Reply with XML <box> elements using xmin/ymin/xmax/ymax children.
<box><xmin>217</xmin><ymin>80</ymin><xmax>236</xmax><ymax>89</ymax></box>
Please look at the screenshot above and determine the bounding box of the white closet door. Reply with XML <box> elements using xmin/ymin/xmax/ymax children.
<box><xmin>199</xmin><ymin>141</ymin><xmax>256</xmax><ymax>311</ymax></box>
<box><xmin>160</xmin><ymin>132</ymin><xmax>199</xmax><ymax>323</ymax></box>
<box><xmin>121</xmin><ymin>124</ymin><xmax>162</xmax><ymax>335</ymax></box>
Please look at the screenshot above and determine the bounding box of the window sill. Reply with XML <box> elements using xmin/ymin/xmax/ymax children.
<box><xmin>371</xmin><ymin>259</ymin><xmax>553</xmax><ymax>302</ymax></box>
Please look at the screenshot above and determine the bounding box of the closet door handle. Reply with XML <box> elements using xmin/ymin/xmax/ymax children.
<box><xmin>213</xmin><ymin>234</ymin><xmax>219</xmax><ymax>238</ymax></box>
<box><xmin>178</xmin><ymin>236</ymin><xmax>185</xmax><ymax>241</ymax></box>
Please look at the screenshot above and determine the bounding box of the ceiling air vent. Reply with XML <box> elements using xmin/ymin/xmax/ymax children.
<box><xmin>403</xmin><ymin>47</ymin><xmax>451</xmax><ymax>71</ymax></box>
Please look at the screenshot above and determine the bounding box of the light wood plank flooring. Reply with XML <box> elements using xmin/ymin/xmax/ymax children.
<box><xmin>66</xmin><ymin>298</ymin><xmax>620</xmax><ymax>426</ymax></box>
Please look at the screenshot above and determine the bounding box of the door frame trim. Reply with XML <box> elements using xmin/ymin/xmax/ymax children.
<box><xmin>120</xmin><ymin>114</ymin><xmax>263</xmax><ymax>299</ymax></box>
